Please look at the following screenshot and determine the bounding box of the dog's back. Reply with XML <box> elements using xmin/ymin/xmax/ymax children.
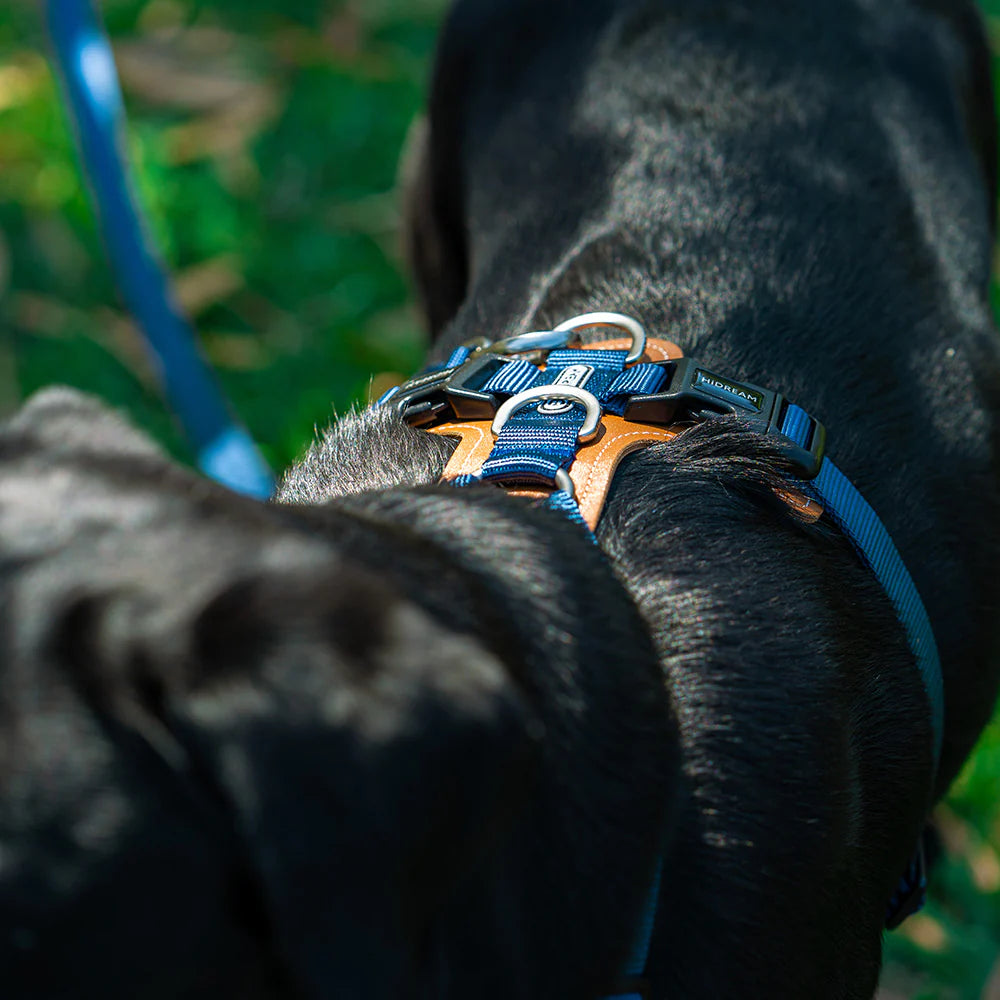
<box><xmin>393</xmin><ymin>0</ymin><xmax>1000</xmax><ymax>994</ymax></box>
<box><xmin>0</xmin><ymin>2</ymin><xmax>998</xmax><ymax>999</ymax></box>
<box><xmin>407</xmin><ymin>0</ymin><xmax>1000</xmax><ymax>787</ymax></box>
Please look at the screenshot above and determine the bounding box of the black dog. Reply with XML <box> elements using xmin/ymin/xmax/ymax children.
<box><xmin>1</xmin><ymin>1</ymin><xmax>998</xmax><ymax>998</ymax></box>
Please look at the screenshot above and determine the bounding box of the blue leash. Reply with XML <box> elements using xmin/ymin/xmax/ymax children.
<box><xmin>45</xmin><ymin>0</ymin><xmax>273</xmax><ymax>498</ymax></box>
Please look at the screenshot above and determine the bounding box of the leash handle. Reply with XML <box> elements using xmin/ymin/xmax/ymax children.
<box><xmin>45</xmin><ymin>0</ymin><xmax>273</xmax><ymax>498</ymax></box>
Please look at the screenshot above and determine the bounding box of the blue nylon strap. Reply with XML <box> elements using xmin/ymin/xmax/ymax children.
<box><xmin>445</xmin><ymin>345</ymin><xmax>473</xmax><ymax>368</ymax></box>
<box><xmin>480</xmin><ymin>350</ymin><xmax>631</xmax><ymax>488</ymax></box>
<box><xmin>886</xmin><ymin>840</ymin><xmax>927</xmax><ymax>925</ymax></box>
<box><xmin>376</xmin><ymin>384</ymin><xmax>401</xmax><ymax>406</ymax></box>
<box><xmin>545</xmin><ymin>348</ymin><xmax>629</xmax><ymax>372</ymax></box>
<box><xmin>544</xmin><ymin>488</ymin><xmax>661</xmax><ymax>1000</ymax></box>
<box><xmin>620</xmin><ymin>859</ymin><xmax>662</xmax><ymax>979</ymax></box>
<box><xmin>547</xmin><ymin>489</ymin><xmax>594</xmax><ymax>533</ymax></box>
<box><xmin>482</xmin><ymin>358</ymin><xmax>540</xmax><ymax>395</ymax></box>
<box><xmin>481</xmin><ymin>433</ymin><xmax>582</xmax><ymax>485</ymax></box>
<box><xmin>780</xmin><ymin>405</ymin><xmax>944</xmax><ymax>765</ymax></box>
<box><xmin>604</xmin><ymin>364</ymin><xmax>669</xmax><ymax>415</ymax></box>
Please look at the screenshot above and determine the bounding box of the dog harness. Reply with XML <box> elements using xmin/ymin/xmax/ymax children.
<box><xmin>378</xmin><ymin>312</ymin><xmax>942</xmax><ymax>997</ymax></box>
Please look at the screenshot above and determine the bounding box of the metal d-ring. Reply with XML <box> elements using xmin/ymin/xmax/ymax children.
<box><xmin>482</xmin><ymin>329</ymin><xmax>580</xmax><ymax>357</ymax></box>
<box><xmin>491</xmin><ymin>385</ymin><xmax>602</xmax><ymax>442</ymax></box>
<box><xmin>553</xmin><ymin>468</ymin><xmax>575</xmax><ymax>498</ymax></box>
<box><xmin>553</xmin><ymin>312</ymin><xmax>647</xmax><ymax>364</ymax></box>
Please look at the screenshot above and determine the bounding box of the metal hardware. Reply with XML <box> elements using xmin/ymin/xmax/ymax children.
<box><xmin>554</xmin><ymin>468</ymin><xmax>575</xmax><ymax>497</ymax></box>
<box><xmin>480</xmin><ymin>465</ymin><xmax>574</xmax><ymax>497</ymax></box>
<box><xmin>393</xmin><ymin>355</ymin><xmax>516</xmax><ymax>425</ymax></box>
<box><xmin>492</xmin><ymin>385</ymin><xmax>603</xmax><ymax>442</ymax></box>
<box><xmin>482</xmin><ymin>329</ymin><xmax>581</xmax><ymax>359</ymax></box>
<box><xmin>443</xmin><ymin>353</ymin><xmax>514</xmax><ymax>419</ymax></box>
<box><xmin>460</xmin><ymin>336</ymin><xmax>492</xmax><ymax>352</ymax></box>
<box><xmin>623</xmin><ymin>358</ymin><xmax>826</xmax><ymax>478</ymax></box>
<box><xmin>554</xmin><ymin>312</ymin><xmax>647</xmax><ymax>364</ymax></box>
<box><xmin>390</xmin><ymin>364</ymin><xmax>462</xmax><ymax>426</ymax></box>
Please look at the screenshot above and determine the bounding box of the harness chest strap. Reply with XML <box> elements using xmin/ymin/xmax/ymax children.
<box><xmin>428</xmin><ymin>337</ymin><xmax>823</xmax><ymax>531</ymax></box>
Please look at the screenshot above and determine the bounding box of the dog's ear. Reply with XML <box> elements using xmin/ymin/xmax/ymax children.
<box><xmin>400</xmin><ymin>115</ymin><xmax>468</xmax><ymax>337</ymax></box>
<box><xmin>164</xmin><ymin>564</ymin><xmax>536</xmax><ymax>996</ymax></box>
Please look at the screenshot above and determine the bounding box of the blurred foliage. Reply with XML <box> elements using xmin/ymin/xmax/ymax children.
<box><xmin>2</xmin><ymin>0</ymin><xmax>1000</xmax><ymax>996</ymax></box>
<box><xmin>0</xmin><ymin>0</ymin><xmax>444</xmax><ymax>468</ymax></box>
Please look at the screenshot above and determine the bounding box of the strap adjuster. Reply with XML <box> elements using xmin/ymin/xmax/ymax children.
<box><xmin>390</xmin><ymin>364</ymin><xmax>461</xmax><ymax>426</ymax></box>
<box><xmin>443</xmin><ymin>352</ymin><xmax>513</xmax><ymax>419</ymax></box>
<box><xmin>393</xmin><ymin>354</ymin><xmax>514</xmax><ymax>425</ymax></box>
<box><xmin>623</xmin><ymin>358</ymin><xmax>826</xmax><ymax>478</ymax></box>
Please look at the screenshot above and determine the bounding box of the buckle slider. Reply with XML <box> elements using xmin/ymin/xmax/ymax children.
<box><xmin>395</xmin><ymin>355</ymin><xmax>517</xmax><ymax>426</ymax></box>
<box><xmin>623</xmin><ymin>358</ymin><xmax>825</xmax><ymax>478</ymax></box>
<box><xmin>443</xmin><ymin>353</ymin><xmax>512</xmax><ymax>420</ymax></box>
<box><xmin>392</xmin><ymin>365</ymin><xmax>459</xmax><ymax>426</ymax></box>
<box><xmin>768</xmin><ymin>403</ymin><xmax>826</xmax><ymax>480</ymax></box>
<box><xmin>623</xmin><ymin>358</ymin><xmax>775</xmax><ymax>424</ymax></box>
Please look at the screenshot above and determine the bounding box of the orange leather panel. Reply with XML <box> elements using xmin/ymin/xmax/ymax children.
<box><xmin>430</xmin><ymin>416</ymin><xmax>684</xmax><ymax>529</ymax></box>
<box><xmin>774</xmin><ymin>488</ymin><xmax>824</xmax><ymax>523</ymax></box>
<box><xmin>580</xmin><ymin>337</ymin><xmax>683</xmax><ymax>361</ymax></box>
<box><xmin>425</xmin><ymin>336</ymin><xmax>822</xmax><ymax>529</ymax></box>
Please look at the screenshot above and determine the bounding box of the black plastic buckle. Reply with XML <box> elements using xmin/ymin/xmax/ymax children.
<box><xmin>623</xmin><ymin>357</ymin><xmax>826</xmax><ymax>479</ymax></box>
<box><xmin>443</xmin><ymin>352</ymin><xmax>512</xmax><ymax>420</ymax></box>
<box><xmin>392</xmin><ymin>354</ymin><xmax>514</xmax><ymax>426</ymax></box>
<box><xmin>391</xmin><ymin>364</ymin><xmax>461</xmax><ymax>427</ymax></box>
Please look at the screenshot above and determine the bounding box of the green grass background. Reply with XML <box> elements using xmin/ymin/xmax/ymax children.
<box><xmin>1</xmin><ymin>1</ymin><xmax>999</xmax><ymax>995</ymax></box>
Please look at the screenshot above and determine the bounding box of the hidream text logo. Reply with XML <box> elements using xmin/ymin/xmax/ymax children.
<box><xmin>693</xmin><ymin>369</ymin><xmax>765</xmax><ymax>411</ymax></box>
<box><xmin>538</xmin><ymin>364</ymin><xmax>596</xmax><ymax>415</ymax></box>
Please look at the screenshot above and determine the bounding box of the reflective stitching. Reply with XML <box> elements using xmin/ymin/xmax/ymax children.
<box><xmin>576</xmin><ymin>430</ymin><xmax>675</xmax><ymax>507</ymax></box>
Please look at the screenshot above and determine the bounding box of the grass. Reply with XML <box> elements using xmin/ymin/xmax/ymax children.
<box><xmin>0</xmin><ymin>0</ymin><xmax>443</xmax><ymax>467</ymax></box>
<box><xmin>2</xmin><ymin>1</ymin><xmax>1000</xmax><ymax>995</ymax></box>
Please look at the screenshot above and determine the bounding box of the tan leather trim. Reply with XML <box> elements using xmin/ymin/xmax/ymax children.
<box><xmin>431</xmin><ymin>419</ymin><xmax>496</xmax><ymax>480</ymax></box>
<box><xmin>556</xmin><ymin>416</ymin><xmax>684</xmax><ymax>527</ymax></box>
<box><xmin>430</xmin><ymin>416</ymin><xmax>684</xmax><ymax>530</ymax></box>
<box><xmin>581</xmin><ymin>337</ymin><xmax>683</xmax><ymax>362</ymax></box>
<box><xmin>426</xmin><ymin>336</ymin><xmax>822</xmax><ymax>529</ymax></box>
<box><xmin>773</xmin><ymin>487</ymin><xmax>824</xmax><ymax>523</ymax></box>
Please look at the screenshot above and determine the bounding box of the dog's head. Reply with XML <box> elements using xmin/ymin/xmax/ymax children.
<box><xmin>0</xmin><ymin>548</ymin><xmax>535</xmax><ymax>998</ymax></box>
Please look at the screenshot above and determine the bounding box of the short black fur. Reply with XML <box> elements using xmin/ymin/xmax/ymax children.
<box><xmin>0</xmin><ymin>1</ymin><xmax>998</xmax><ymax>998</ymax></box>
